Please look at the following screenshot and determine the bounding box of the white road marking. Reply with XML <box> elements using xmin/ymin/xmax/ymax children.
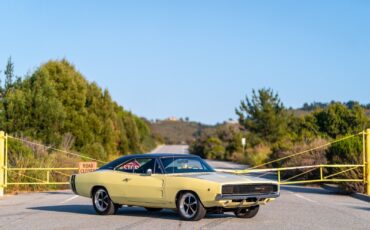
<box><xmin>59</xmin><ymin>195</ymin><xmax>79</xmax><ymax>204</ymax></box>
<box><xmin>293</xmin><ymin>193</ymin><xmax>319</xmax><ymax>204</ymax></box>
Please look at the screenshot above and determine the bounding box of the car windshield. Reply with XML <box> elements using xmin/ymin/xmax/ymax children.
<box><xmin>160</xmin><ymin>157</ymin><xmax>215</xmax><ymax>174</ymax></box>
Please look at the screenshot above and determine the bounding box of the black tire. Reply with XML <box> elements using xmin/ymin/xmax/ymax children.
<box><xmin>176</xmin><ymin>192</ymin><xmax>206</xmax><ymax>221</ymax></box>
<box><xmin>92</xmin><ymin>188</ymin><xmax>119</xmax><ymax>215</ymax></box>
<box><xmin>145</xmin><ymin>208</ymin><xmax>163</xmax><ymax>212</ymax></box>
<box><xmin>234</xmin><ymin>205</ymin><xmax>260</xmax><ymax>218</ymax></box>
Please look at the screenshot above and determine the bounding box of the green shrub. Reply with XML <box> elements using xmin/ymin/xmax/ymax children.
<box><xmin>326</xmin><ymin>136</ymin><xmax>364</xmax><ymax>193</ymax></box>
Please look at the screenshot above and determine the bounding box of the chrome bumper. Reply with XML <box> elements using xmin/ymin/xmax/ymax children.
<box><xmin>70</xmin><ymin>175</ymin><xmax>77</xmax><ymax>195</ymax></box>
<box><xmin>215</xmin><ymin>192</ymin><xmax>280</xmax><ymax>201</ymax></box>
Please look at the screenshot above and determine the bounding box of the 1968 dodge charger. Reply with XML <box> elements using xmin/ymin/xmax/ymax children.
<box><xmin>70</xmin><ymin>154</ymin><xmax>279</xmax><ymax>221</ymax></box>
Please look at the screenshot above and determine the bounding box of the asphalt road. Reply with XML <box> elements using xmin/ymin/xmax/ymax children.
<box><xmin>151</xmin><ymin>145</ymin><xmax>189</xmax><ymax>154</ymax></box>
<box><xmin>150</xmin><ymin>145</ymin><xmax>248</xmax><ymax>170</ymax></box>
<box><xmin>0</xmin><ymin>145</ymin><xmax>369</xmax><ymax>230</ymax></box>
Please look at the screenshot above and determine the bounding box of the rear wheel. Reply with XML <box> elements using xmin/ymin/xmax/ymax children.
<box><xmin>234</xmin><ymin>205</ymin><xmax>259</xmax><ymax>218</ymax></box>
<box><xmin>145</xmin><ymin>208</ymin><xmax>163</xmax><ymax>212</ymax></box>
<box><xmin>92</xmin><ymin>188</ymin><xmax>119</xmax><ymax>215</ymax></box>
<box><xmin>177</xmin><ymin>192</ymin><xmax>206</xmax><ymax>221</ymax></box>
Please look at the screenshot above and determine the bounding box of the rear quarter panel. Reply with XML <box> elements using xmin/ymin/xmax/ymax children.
<box><xmin>74</xmin><ymin>170</ymin><xmax>129</xmax><ymax>204</ymax></box>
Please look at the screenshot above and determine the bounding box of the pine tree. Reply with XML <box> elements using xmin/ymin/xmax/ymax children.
<box><xmin>236</xmin><ymin>88</ymin><xmax>289</xmax><ymax>144</ymax></box>
<box><xmin>4</xmin><ymin>57</ymin><xmax>14</xmax><ymax>91</ymax></box>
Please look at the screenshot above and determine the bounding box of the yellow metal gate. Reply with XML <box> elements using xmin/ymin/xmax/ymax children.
<box><xmin>1</xmin><ymin>130</ymin><xmax>370</xmax><ymax>195</ymax></box>
<box><xmin>232</xmin><ymin>129</ymin><xmax>370</xmax><ymax>195</ymax></box>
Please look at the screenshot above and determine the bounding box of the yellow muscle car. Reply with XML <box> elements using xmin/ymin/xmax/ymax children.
<box><xmin>70</xmin><ymin>154</ymin><xmax>279</xmax><ymax>221</ymax></box>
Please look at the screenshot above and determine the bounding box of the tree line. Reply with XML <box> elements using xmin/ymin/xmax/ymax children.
<box><xmin>0</xmin><ymin>58</ymin><xmax>157</xmax><ymax>162</ymax></box>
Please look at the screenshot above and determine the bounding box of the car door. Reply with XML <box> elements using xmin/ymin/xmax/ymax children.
<box><xmin>116</xmin><ymin>157</ymin><xmax>165</xmax><ymax>204</ymax></box>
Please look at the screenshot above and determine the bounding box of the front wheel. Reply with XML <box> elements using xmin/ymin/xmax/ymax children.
<box><xmin>177</xmin><ymin>192</ymin><xmax>206</xmax><ymax>221</ymax></box>
<box><xmin>234</xmin><ymin>205</ymin><xmax>259</xmax><ymax>218</ymax></box>
<box><xmin>92</xmin><ymin>188</ymin><xmax>119</xmax><ymax>215</ymax></box>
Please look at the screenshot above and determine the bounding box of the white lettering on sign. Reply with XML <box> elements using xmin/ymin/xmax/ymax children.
<box><xmin>78</xmin><ymin>162</ymin><xmax>97</xmax><ymax>174</ymax></box>
<box><xmin>122</xmin><ymin>160</ymin><xmax>141</xmax><ymax>170</ymax></box>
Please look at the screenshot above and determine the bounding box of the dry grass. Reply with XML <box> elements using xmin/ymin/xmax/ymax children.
<box><xmin>229</xmin><ymin>145</ymin><xmax>271</xmax><ymax>166</ymax></box>
<box><xmin>5</xmin><ymin>138</ymin><xmax>81</xmax><ymax>193</ymax></box>
<box><xmin>270</xmin><ymin>138</ymin><xmax>328</xmax><ymax>181</ymax></box>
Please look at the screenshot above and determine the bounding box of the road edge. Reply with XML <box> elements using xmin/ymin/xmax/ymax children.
<box><xmin>321</xmin><ymin>184</ymin><xmax>370</xmax><ymax>203</ymax></box>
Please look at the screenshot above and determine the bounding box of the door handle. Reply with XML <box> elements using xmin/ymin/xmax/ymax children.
<box><xmin>122</xmin><ymin>178</ymin><xmax>131</xmax><ymax>182</ymax></box>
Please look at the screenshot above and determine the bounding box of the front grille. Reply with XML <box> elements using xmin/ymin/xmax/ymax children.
<box><xmin>222</xmin><ymin>184</ymin><xmax>278</xmax><ymax>195</ymax></box>
<box><xmin>70</xmin><ymin>175</ymin><xmax>77</xmax><ymax>194</ymax></box>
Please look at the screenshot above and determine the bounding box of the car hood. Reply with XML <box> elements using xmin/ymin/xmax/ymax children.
<box><xmin>171</xmin><ymin>172</ymin><xmax>276</xmax><ymax>185</ymax></box>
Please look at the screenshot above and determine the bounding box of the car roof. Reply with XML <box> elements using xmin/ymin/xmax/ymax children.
<box><xmin>127</xmin><ymin>153</ymin><xmax>199</xmax><ymax>158</ymax></box>
<box><xmin>98</xmin><ymin>153</ymin><xmax>201</xmax><ymax>170</ymax></box>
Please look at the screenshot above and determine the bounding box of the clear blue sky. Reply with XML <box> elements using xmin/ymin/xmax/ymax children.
<box><xmin>1</xmin><ymin>1</ymin><xmax>369</xmax><ymax>124</ymax></box>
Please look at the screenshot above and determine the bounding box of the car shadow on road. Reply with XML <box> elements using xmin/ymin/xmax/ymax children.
<box><xmin>117</xmin><ymin>208</ymin><xmax>180</xmax><ymax>220</ymax></box>
<box><xmin>29</xmin><ymin>205</ymin><xmax>96</xmax><ymax>215</ymax></box>
<box><xmin>351</xmin><ymin>206</ymin><xmax>370</xmax><ymax>212</ymax></box>
<box><xmin>28</xmin><ymin>205</ymin><xmax>235</xmax><ymax>220</ymax></box>
<box><xmin>117</xmin><ymin>208</ymin><xmax>234</xmax><ymax>220</ymax></box>
<box><xmin>41</xmin><ymin>191</ymin><xmax>74</xmax><ymax>195</ymax></box>
<box><xmin>281</xmin><ymin>185</ymin><xmax>343</xmax><ymax>195</ymax></box>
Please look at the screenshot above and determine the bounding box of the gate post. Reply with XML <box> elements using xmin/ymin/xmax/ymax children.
<box><xmin>0</xmin><ymin>131</ymin><xmax>5</xmax><ymax>197</ymax></box>
<box><xmin>366</xmin><ymin>129</ymin><xmax>370</xmax><ymax>195</ymax></box>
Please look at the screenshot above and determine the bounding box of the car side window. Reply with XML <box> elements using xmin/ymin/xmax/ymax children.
<box><xmin>133</xmin><ymin>158</ymin><xmax>155</xmax><ymax>174</ymax></box>
<box><xmin>161</xmin><ymin>157</ymin><xmax>206</xmax><ymax>173</ymax></box>
<box><xmin>116</xmin><ymin>158</ymin><xmax>162</xmax><ymax>174</ymax></box>
<box><xmin>154</xmin><ymin>159</ymin><xmax>163</xmax><ymax>174</ymax></box>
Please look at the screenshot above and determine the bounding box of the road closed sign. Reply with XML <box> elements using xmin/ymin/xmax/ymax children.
<box><xmin>78</xmin><ymin>162</ymin><xmax>97</xmax><ymax>174</ymax></box>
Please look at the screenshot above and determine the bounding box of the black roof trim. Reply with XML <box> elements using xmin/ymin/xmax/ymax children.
<box><xmin>98</xmin><ymin>153</ymin><xmax>200</xmax><ymax>170</ymax></box>
<box><xmin>128</xmin><ymin>153</ymin><xmax>198</xmax><ymax>158</ymax></box>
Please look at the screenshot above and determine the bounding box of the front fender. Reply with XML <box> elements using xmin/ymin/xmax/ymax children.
<box><xmin>164</xmin><ymin>176</ymin><xmax>221</xmax><ymax>208</ymax></box>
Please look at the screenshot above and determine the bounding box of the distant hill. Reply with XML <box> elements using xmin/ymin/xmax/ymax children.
<box><xmin>293</xmin><ymin>101</ymin><xmax>370</xmax><ymax>117</ymax></box>
<box><xmin>150</xmin><ymin>119</ymin><xmax>218</xmax><ymax>145</ymax></box>
<box><xmin>299</xmin><ymin>101</ymin><xmax>370</xmax><ymax>112</ymax></box>
<box><xmin>151</xmin><ymin>101</ymin><xmax>370</xmax><ymax>146</ymax></box>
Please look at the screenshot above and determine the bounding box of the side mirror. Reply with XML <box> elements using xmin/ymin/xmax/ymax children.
<box><xmin>146</xmin><ymin>168</ymin><xmax>153</xmax><ymax>176</ymax></box>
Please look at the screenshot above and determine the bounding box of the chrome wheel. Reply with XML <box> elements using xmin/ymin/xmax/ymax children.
<box><xmin>94</xmin><ymin>189</ymin><xmax>109</xmax><ymax>212</ymax></box>
<box><xmin>179</xmin><ymin>193</ymin><xmax>198</xmax><ymax>219</ymax></box>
